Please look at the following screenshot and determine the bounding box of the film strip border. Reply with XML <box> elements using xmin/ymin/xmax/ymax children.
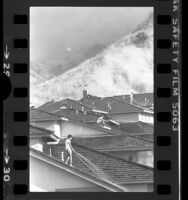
<box><xmin>3</xmin><ymin>0</ymin><xmax>180</xmax><ymax>199</ymax></box>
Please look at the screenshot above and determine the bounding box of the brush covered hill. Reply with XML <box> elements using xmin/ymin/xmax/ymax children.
<box><xmin>30</xmin><ymin>13</ymin><xmax>153</xmax><ymax>107</ymax></box>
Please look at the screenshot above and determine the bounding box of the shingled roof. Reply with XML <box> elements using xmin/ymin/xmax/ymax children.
<box><xmin>38</xmin><ymin>98</ymin><xmax>92</xmax><ymax>113</ymax></box>
<box><xmin>81</xmin><ymin>96</ymin><xmax>150</xmax><ymax>115</ymax></box>
<box><xmin>70</xmin><ymin>135</ymin><xmax>153</xmax><ymax>151</ymax></box>
<box><xmin>30</xmin><ymin>124</ymin><xmax>59</xmax><ymax>142</ymax></box>
<box><xmin>55</xmin><ymin>108</ymin><xmax>103</xmax><ymax>123</ymax></box>
<box><xmin>119</xmin><ymin>121</ymin><xmax>153</xmax><ymax>134</ymax></box>
<box><xmin>43</xmin><ymin>144</ymin><xmax>153</xmax><ymax>185</ymax></box>
<box><xmin>113</xmin><ymin>93</ymin><xmax>153</xmax><ymax>108</ymax></box>
<box><xmin>30</xmin><ymin>147</ymin><xmax>126</xmax><ymax>192</ymax></box>
<box><xmin>30</xmin><ymin>107</ymin><xmax>62</xmax><ymax>121</ymax></box>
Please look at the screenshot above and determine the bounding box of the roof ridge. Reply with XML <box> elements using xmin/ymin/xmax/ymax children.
<box><xmin>75</xmin><ymin>144</ymin><xmax>154</xmax><ymax>170</ymax></box>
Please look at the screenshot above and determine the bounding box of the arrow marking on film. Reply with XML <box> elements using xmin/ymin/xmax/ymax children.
<box><xmin>4</xmin><ymin>45</ymin><xmax>10</xmax><ymax>59</ymax></box>
<box><xmin>4</xmin><ymin>148</ymin><xmax>10</xmax><ymax>164</ymax></box>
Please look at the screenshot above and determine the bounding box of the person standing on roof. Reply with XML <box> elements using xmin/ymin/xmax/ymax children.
<box><xmin>65</xmin><ymin>134</ymin><xmax>75</xmax><ymax>167</ymax></box>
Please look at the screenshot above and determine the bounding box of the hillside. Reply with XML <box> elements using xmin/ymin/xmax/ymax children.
<box><xmin>30</xmin><ymin>13</ymin><xmax>153</xmax><ymax>107</ymax></box>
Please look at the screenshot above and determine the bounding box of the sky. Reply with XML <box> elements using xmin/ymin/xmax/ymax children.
<box><xmin>30</xmin><ymin>7</ymin><xmax>153</xmax><ymax>64</ymax></box>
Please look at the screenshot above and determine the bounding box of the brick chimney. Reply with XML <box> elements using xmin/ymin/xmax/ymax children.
<box><xmin>83</xmin><ymin>85</ymin><xmax>88</xmax><ymax>100</ymax></box>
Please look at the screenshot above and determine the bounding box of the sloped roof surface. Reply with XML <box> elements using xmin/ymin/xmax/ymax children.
<box><xmin>30</xmin><ymin>108</ymin><xmax>61</xmax><ymax>120</ymax></box>
<box><xmin>38</xmin><ymin>98</ymin><xmax>92</xmax><ymax>113</ymax></box>
<box><xmin>119</xmin><ymin>121</ymin><xmax>153</xmax><ymax>134</ymax></box>
<box><xmin>43</xmin><ymin>144</ymin><xmax>153</xmax><ymax>184</ymax></box>
<box><xmin>113</xmin><ymin>93</ymin><xmax>153</xmax><ymax>108</ymax></box>
<box><xmin>82</xmin><ymin>97</ymin><xmax>144</xmax><ymax>114</ymax></box>
<box><xmin>133</xmin><ymin>134</ymin><xmax>154</xmax><ymax>142</ymax></box>
<box><xmin>71</xmin><ymin>135</ymin><xmax>153</xmax><ymax>151</ymax></box>
<box><xmin>55</xmin><ymin>108</ymin><xmax>102</xmax><ymax>123</ymax></box>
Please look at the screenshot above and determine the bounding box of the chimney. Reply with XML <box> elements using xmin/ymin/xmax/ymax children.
<box><xmin>130</xmin><ymin>92</ymin><xmax>134</xmax><ymax>104</ymax></box>
<box><xmin>83</xmin><ymin>85</ymin><xmax>88</xmax><ymax>100</ymax></box>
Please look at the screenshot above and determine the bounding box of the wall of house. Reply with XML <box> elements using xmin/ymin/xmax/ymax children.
<box><xmin>123</xmin><ymin>183</ymin><xmax>153</xmax><ymax>192</ymax></box>
<box><xmin>30</xmin><ymin>138</ymin><xmax>44</xmax><ymax>152</ymax></box>
<box><xmin>111</xmin><ymin>112</ymin><xmax>153</xmax><ymax>124</ymax></box>
<box><xmin>111</xmin><ymin>113</ymin><xmax>139</xmax><ymax>123</ymax></box>
<box><xmin>30</xmin><ymin>155</ymin><xmax>108</xmax><ymax>192</ymax></box>
<box><xmin>54</xmin><ymin>120</ymin><xmax>61</xmax><ymax>137</ymax></box>
<box><xmin>60</xmin><ymin>121</ymin><xmax>110</xmax><ymax>138</ymax></box>
<box><xmin>137</xmin><ymin>150</ymin><xmax>154</xmax><ymax>167</ymax></box>
<box><xmin>139</xmin><ymin>113</ymin><xmax>153</xmax><ymax>123</ymax></box>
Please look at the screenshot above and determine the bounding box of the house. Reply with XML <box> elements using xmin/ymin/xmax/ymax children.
<box><xmin>30</xmin><ymin>107</ymin><xmax>153</xmax><ymax>140</ymax></box>
<box><xmin>30</xmin><ymin>144</ymin><xmax>153</xmax><ymax>192</ymax></box>
<box><xmin>113</xmin><ymin>93</ymin><xmax>154</xmax><ymax>109</ymax></box>
<box><xmin>30</xmin><ymin>147</ymin><xmax>125</xmax><ymax>192</ymax></box>
<box><xmin>81</xmin><ymin>95</ymin><xmax>154</xmax><ymax>124</ymax></box>
<box><xmin>30</xmin><ymin>107</ymin><xmax>120</xmax><ymax>138</ymax></box>
<box><xmin>37</xmin><ymin>90</ymin><xmax>154</xmax><ymax>124</ymax></box>
<box><xmin>30</xmin><ymin>108</ymin><xmax>154</xmax><ymax>166</ymax></box>
<box><xmin>30</xmin><ymin>124</ymin><xmax>59</xmax><ymax>152</ymax></box>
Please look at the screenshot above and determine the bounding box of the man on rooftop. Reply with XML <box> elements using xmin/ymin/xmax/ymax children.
<box><xmin>65</xmin><ymin>134</ymin><xmax>75</xmax><ymax>167</ymax></box>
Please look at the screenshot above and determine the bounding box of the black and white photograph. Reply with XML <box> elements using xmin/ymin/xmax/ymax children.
<box><xmin>29</xmin><ymin>7</ymin><xmax>154</xmax><ymax>192</ymax></box>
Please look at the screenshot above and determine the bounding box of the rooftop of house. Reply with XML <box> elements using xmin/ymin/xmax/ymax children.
<box><xmin>132</xmin><ymin>133</ymin><xmax>154</xmax><ymax>142</ymax></box>
<box><xmin>37</xmin><ymin>98</ymin><xmax>92</xmax><ymax>113</ymax></box>
<box><xmin>30</xmin><ymin>107</ymin><xmax>63</xmax><ymax>121</ymax></box>
<box><xmin>30</xmin><ymin>108</ymin><xmax>154</xmax><ymax>143</ymax></box>
<box><xmin>119</xmin><ymin>121</ymin><xmax>153</xmax><ymax>134</ymax></box>
<box><xmin>81</xmin><ymin>96</ymin><xmax>152</xmax><ymax>115</ymax></box>
<box><xmin>42</xmin><ymin>143</ymin><xmax>153</xmax><ymax>185</ymax></box>
<box><xmin>30</xmin><ymin>124</ymin><xmax>59</xmax><ymax>142</ymax></box>
<box><xmin>60</xmin><ymin>134</ymin><xmax>153</xmax><ymax>152</ymax></box>
<box><xmin>30</xmin><ymin>147</ymin><xmax>126</xmax><ymax>192</ymax></box>
<box><xmin>37</xmin><ymin>93</ymin><xmax>153</xmax><ymax>117</ymax></box>
<box><xmin>82</xmin><ymin>93</ymin><xmax>153</xmax><ymax>109</ymax></box>
<box><xmin>113</xmin><ymin>93</ymin><xmax>153</xmax><ymax>108</ymax></box>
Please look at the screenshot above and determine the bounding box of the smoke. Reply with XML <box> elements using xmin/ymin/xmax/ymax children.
<box><xmin>30</xmin><ymin>12</ymin><xmax>153</xmax><ymax>107</ymax></box>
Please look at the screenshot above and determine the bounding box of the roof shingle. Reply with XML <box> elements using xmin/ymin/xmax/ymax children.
<box><xmin>71</xmin><ymin>135</ymin><xmax>153</xmax><ymax>151</ymax></box>
<box><xmin>43</xmin><ymin>144</ymin><xmax>153</xmax><ymax>185</ymax></box>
